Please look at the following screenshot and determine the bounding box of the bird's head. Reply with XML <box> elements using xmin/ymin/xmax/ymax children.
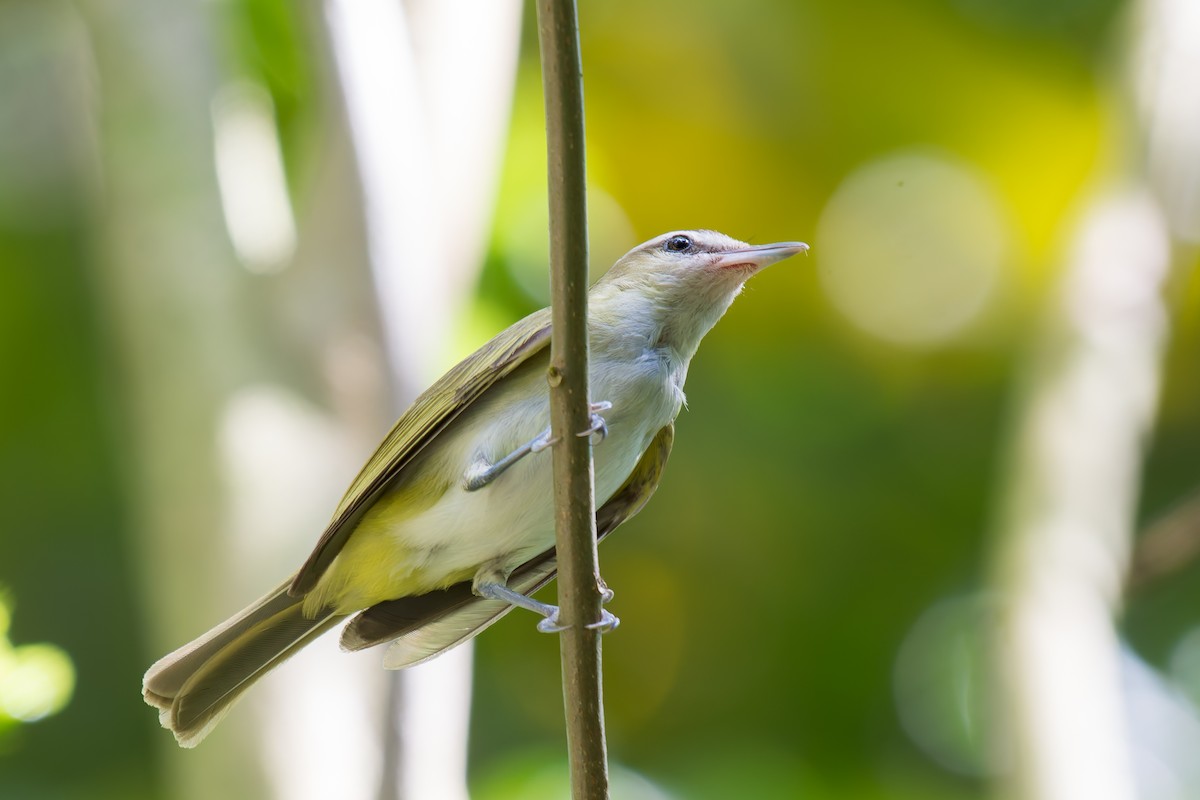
<box><xmin>593</xmin><ymin>229</ymin><xmax>808</xmax><ymax>357</ymax></box>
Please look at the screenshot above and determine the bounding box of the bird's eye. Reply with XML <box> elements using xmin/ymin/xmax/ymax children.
<box><xmin>664</xmin><ymin>235</ymin><xmax>692</xmax><ymax>253</ymax></box>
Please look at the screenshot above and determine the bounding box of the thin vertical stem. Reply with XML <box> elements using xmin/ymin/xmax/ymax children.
<box><xmin>535</xmin><ymin>0</ymin><xmax>610</xmax><ymax>798</ymax></box>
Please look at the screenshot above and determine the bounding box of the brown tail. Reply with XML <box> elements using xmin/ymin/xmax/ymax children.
<box><xmin>142</xmin><ymin>579</ymin><xmax>343</xmax><ymax>747</ymax></box>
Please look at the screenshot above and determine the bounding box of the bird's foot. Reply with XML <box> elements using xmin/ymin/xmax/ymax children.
<box><xmin>536</xmin><ymin>607</ymin><xmax>620</xmax><ymax>634</ymax></box>
<box><xmin>475</xmin><ymin>579</ymin><xmax>620</xmax><ymax>634</ymax></box>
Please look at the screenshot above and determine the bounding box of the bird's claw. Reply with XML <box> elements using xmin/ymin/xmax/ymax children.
<box><xmin>577</xmin><ymin>401</ymin><xmax>613</xmax><ymax>444</ymax></box>
<box><xmin>587</xmin><ymin>610</ymin><xmax>621</xmax><ymax>632</ymax></box>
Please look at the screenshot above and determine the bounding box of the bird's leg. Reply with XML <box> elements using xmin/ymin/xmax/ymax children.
<box><xmin>473</xmin><ymin>564</ymin><xmax>620</xmax><ymax>634</ymax></box>
<box><xmin>463</xmin><ymin>401</ymin><xmax>612</xmax><ymax>491</ymax></box>
<box><xmin>462</xmin><ymin>429</ymin><xmax>555</xmax><ymax>491</ymax></box>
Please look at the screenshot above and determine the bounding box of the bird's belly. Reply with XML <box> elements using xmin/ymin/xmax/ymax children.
<box><xmin>315</xmin><ymin>374</ymin><xmax>675</xmax><ymax>614</ymax></box>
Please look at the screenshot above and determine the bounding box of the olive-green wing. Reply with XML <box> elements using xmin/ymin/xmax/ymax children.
<box><xmin>290</xmin><ymin>308</ymin><xmax>553</xmax><ymax>596</ymax></box>
<box><xmin>339</xmin><ymin>423</ymin><xmax>675</xmax><ymax>667</ymax></box>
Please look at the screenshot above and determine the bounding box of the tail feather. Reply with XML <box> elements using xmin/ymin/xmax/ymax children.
<box><xmin>143</xmin><ymin>579</ymin><xmax>344</xmax><ymax>747</ymax></box>
<box><xmin>143</xmin><ymin>578</ymin><xmax>297</xmax><ymax>704</ymax></box>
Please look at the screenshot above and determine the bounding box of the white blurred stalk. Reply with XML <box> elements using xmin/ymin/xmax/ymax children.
<box><xmin>992</xmin><ymin>1</ymin><xmax>1200</xmax><ymax>798</ymax></box>
<box><xmin>1134</xmin><ymin>0</ymin><xmax>1200</xmax><ymax>245</ymax></box>
<box><xmin>994</xmin><ymin>190</ymin><xmax>1170</xmax><ymax>800</ymax></box>
<box><xmin>211</xmin><ymin>82</ymin><xmax>297</xmax><ymax>274</ymax></box>
<box><xmin>324</xmin><ymin>0</ymin><xmax>521</xmax><ymax>398</ymax></box>
<box><xmin>321</xmin><ymin>2</ymin><xmax>522</xmax><ymax>799</ymax></box>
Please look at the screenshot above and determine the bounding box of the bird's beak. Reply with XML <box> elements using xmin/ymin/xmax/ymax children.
<box><xmin>713</xmin><ymin>241</ymin><xmax>809</xmax><ymax>270</ymax></box>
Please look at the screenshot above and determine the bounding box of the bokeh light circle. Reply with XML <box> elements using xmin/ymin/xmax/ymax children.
<box><xmin>0</xmin><ymin>643</ymin><xmax>75</xmax><ymax>723</ymax></box>
<box><xmin>893</xmin><ymin>592</ymin><xmax>997</xmax><ymax>776</ymax></box>
<box><xmin>816</xmin><ymin>150</ymin><xmax>1008</xmax><ymax>347</ymax></box>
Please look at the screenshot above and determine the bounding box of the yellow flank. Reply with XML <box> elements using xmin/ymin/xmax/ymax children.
<box><xmin>302</xmin><ymin>465</ymin><xmax>457</xmax><ymax>617</ymax></box>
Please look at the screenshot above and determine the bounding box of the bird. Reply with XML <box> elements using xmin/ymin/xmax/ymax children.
<box><xmin>142</xmin><ymin>229</ymin><xmax>808</xmax><ymax>747</ymax></box>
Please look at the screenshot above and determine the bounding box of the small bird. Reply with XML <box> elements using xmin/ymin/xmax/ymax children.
<box><xmin>143</xmin><ymin>229</ymin><xmax>807</xmax><ymax>747</ymax></box>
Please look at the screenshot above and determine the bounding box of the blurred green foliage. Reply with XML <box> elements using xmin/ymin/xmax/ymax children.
<box><xmin>1</xmin><ymin>0</ymin><xmax>1197</xmax><ymax>798</ymax></box>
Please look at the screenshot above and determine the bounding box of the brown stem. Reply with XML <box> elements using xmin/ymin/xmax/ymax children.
<box><xmin>535</xmin><ymin>0</ymin><xmax>610</xmax><ymax>797</ymax></box>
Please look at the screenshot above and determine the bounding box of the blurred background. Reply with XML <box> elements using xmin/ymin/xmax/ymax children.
<box><xmin>1</xmin><ymin>0</ymin><xmax>1198</xmax><ymax>798</ymax></box>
